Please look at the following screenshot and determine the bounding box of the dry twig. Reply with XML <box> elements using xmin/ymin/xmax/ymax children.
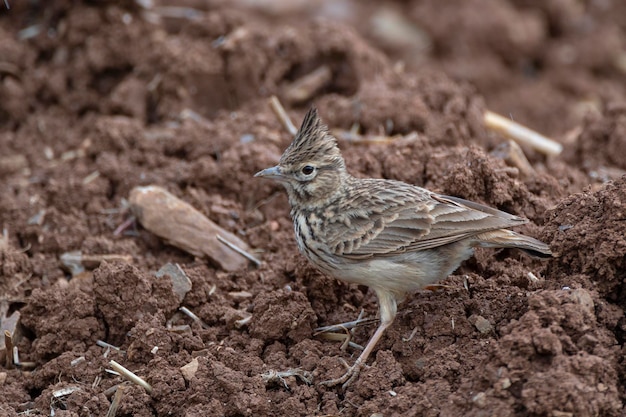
<box><xmin>129</xmin><ymin>185</ymin><xmax>251</xmax><ymax>271</ymax></box>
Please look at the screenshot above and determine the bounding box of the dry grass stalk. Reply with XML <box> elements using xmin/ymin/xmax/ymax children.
<box><xmin>216</xmin><ymin>235</ymin><xmax>262</xmax><ymax>266</ymax></box>
<box><xmin>52</xmin><ymin>386</ymin><xmax>81</xmax><ymax>398</ymax></box>
<box><xmin>103</xmin><ymin>384</ymin><xmax>120</xmax><ymax>398</ymax></box>
<box><xmin>234</xmin><ymin>315</ymin><xmax>252</xmax><ymax>328</ymax></box>
<box><xmin>105</xmin><ymin>384</ymin><xmax>125</xmax><ymax>417</ymax></box>
<box><xmin>314</xmin><ymin>331</ymin><xmax>364</xmax><ymax>351</ymax></box>
<box><xmin>61</xmin><ymin>251</ymin><xmax>133</xmax><ymax>275</ymax></box>
<box><xmin>82</xmin><ymin>170</ymin><xmax>100</xmax><ymax>185</ymax></box>
<box><xmin>179</xmin><ymin>307</ymin><xmax>210</xmax><ymax>329</ymax></box>
<box><xmin>1</xmin><ymin>306</ymin><xmax>20</xmax><ymax>368</ymax></box>
<box><xmin>269</xmin><ymin>95</ymin><xmax>298</xmax><ymax>135</ymax></box>
<box><xmin>314</xmin><ymin>312</ymin><xmax>375</xmax><ymax>334</ymax></box>
<box><xmin>71</xmin><ymin>356</ymin><xmax>86</xmax><ymax>366</ymax></box>
<box><xmin>484</xmin><ymin>110</ymin><xmax>563</xmax><ymax>156</ymax></box>
<box><xmin>314</xmin><ymin>310</ymin><xmax>372</xmax><ymax>351</ymax></box>
<box><xmin>490</xmin><ymin>140</ymin><xmax>535</xmax><ymax>177</ymax></box>
<box><xmin>180</xmin><ymin>108</ymin><xmax>212</xmax><ymax>128</ymax></box>
<box><xmin>0</xmin><ymin>228</ymin><xmax>8</xmax><ymax>250</ymax></box>
<box><xmin>4</xmin><ymin>330</ymin><xmax>13</xmax><ymax>369</ymax></box>
<box><xmin>97</xmin><ymin>340</ymin><xmax>123</xmax><ymax>352</ymax></box>
<box><xmin>527</xmin><ymin>271</ymin><xmax>541</xmax><ymax>282</ymax></box>
<box><xmin>109</xmin><ymin>360</ymin><xmax>153</xmax><ymax>394</ymax></box>
<box><xmin>333</xmin><ymin>129</ymin><xmax>419</xmax><ymax>144</ymax></box>
<box><xmin>283</xmin><ymin>65</ymin><xmax>332</xmax><ymax>104</ymax></box>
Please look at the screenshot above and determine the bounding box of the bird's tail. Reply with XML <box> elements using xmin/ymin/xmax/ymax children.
<box><xmin>474</xmin><ymin>229</ymin><xmax>552</xmax><ymax>258</ymax></box>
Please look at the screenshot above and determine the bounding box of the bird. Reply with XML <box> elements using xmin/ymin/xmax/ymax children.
<box><xmin>255</xmin><ymin>106</ymin><xmax>552</xmax><ymax>390</ymax></box>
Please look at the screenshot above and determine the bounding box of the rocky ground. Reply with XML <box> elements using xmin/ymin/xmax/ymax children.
<box><xmin>1</xmin><ymin>1</ymin><xmax>625</xmax><ymax>416</ymax></box>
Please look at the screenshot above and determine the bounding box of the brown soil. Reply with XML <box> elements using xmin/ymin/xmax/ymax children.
<box><xmin>1</xmin><ymin>1</ymin><xmax>625</xmax><ymax>416</ymax></box>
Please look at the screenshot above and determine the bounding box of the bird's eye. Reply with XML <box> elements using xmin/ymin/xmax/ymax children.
<box><xmin>301</xmin><ymin>165</ymin><xmax>315</xmax><ymax>175</ymax></box>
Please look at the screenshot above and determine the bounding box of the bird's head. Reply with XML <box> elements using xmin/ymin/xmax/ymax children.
<box><xmin>255</xmin><ymin>106</ymin><xmax>347</xmax><ymax>208</ymax></box>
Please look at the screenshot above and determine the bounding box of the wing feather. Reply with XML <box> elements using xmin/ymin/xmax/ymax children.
<box><xmin>321</xmin><ymin>179</ymin><xmax>528</xmax><ymax>259</ymax></box>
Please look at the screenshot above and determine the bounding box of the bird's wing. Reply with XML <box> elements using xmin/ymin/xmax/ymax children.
<box><xmin>323</xmin><ymin>180</ymin><xmax>527</xmax><ymax>259</ymax></box>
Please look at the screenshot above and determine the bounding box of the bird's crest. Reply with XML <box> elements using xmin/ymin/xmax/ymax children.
<box><xmin>280</xmin><ymin>106</ymin><xmax>345</xmax><ymax>169</ymax></box>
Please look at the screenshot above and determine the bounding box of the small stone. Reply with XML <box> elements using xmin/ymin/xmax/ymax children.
<box><xmin>569</xmin><ymin>288</ymin><xmax>594</xmax><ymax>316</ymax></box>
<box><xmin>240</xmin><ymin>133</ymin><xmax>255</xmax><ymax>143</ymax></box>
<box><xmin>472</xmin><ymin>392</ymin><xmax>487</xmax><ymax>408</ymax></box>
<box><xmin>470</xmin><ymin>315</ymin><xmax>493</xmax><ymax>334</ymax></box>
<box><xmin>415</xmin><ymin>358</ymin><xmax>427</xmax><ymax>369</ymax></box>
<box><xmin>180</xmin><ymin>357</ymin><xmax>199</xmax><ymax>382</ymax></box>
<box><xmin>500</xmin><ymin>378</ymin><xmax>511</xmax><ymax>389</ymax></box>
<box><xmin>155</xmin><ymin>263</ymin><xmax>192</xmax><ymax>303</ymax></box>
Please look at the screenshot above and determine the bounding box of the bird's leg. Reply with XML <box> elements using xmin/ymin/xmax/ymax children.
<box><xmin>319</xmin><ymin>318</ymin><xmax>392</xmax><ymax>389</ymax></box>
<box><xmin>320</xmin><ymin>289</ymin><xmax>397</xmax><ymax>390</ymax></box>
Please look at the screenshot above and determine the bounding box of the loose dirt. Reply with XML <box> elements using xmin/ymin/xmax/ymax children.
<box><xmin>1</xmin><ymin>1</ymin><xmax>625</xmax><ymax>416</ymax></box>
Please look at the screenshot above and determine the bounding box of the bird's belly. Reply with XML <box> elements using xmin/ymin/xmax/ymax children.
<box><xmin>329</xmin><ymin>243</ymin><xmax>475</xmax><ymax>296</ymax></box>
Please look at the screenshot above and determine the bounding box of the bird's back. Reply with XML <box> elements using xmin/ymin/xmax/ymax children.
<box><xmin>311</xmin><ymin>176</ymin><xmax>532</xmax><ymax>256</ymax></box>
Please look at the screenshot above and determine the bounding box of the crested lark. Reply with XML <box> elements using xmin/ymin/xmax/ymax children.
<box><xmin>255</xmin><ymin>107</ymin><xmax>551</xmax><ymax>390</ymax></box>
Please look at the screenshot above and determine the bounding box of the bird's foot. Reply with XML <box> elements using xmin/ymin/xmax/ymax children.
<box><xmin>320</xmin><ymin>358</ymin><xmax>364</xmax><ymax>391</ymax></box>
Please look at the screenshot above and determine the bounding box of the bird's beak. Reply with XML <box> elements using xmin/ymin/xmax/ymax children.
<box><xmin>254</xmin><ymin>165</ymin><xmax>284</xmax><ymax>180</ymax></box>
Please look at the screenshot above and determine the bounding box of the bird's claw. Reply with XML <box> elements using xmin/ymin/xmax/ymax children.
<box><xmin>320</xmin><ymin>359</ymin><xmax>363</xmax><ymax>391</ymax></box>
